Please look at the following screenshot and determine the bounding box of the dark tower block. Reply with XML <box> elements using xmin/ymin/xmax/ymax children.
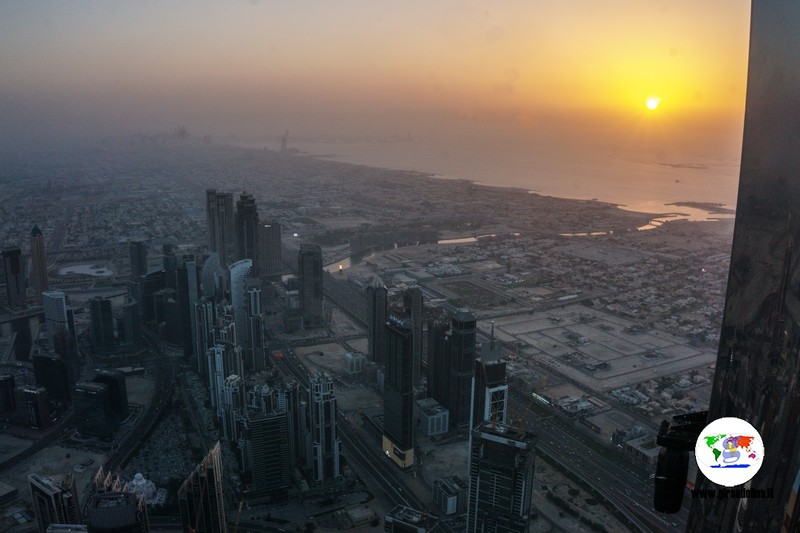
<box><xmin>449</xmin><ymin>308</ymin><xmax>476</xmax><ymax>432</ymax></box>
<box><xmin>30</xmin><ymin>226</ymin><xmax>48</xmax><ymax>301</ymax></box>
<box><xmin>687</xmin><ymin>3</ymin><xmax>800</xmax><ymax>531</ymax></box>
<box><xmin>382</xmin><ymin>317</ymin><xmax>415</xmax><ymax>469</ymax></box>
<box><xmin>298</xmin><ymin>244</ymin><xmax>323</xmax><ymax>329</ymax></box>
<box><xmin>236</xmin><ymin>191</ymin><xmax>260</xmax><ymax>275</ymax></box>
<box><xmin>367</xmin><ymin>277</ymin><xmax>388</xmax><ymax>364</ymax></box>
<box><xmin>403</xmin><ymin>287</ymin><xmax>423</xmax><ymax>384</ymax></box>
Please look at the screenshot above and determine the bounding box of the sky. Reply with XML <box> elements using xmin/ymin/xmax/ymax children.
<box><xmin>0</xmin><ymin>1</ymin><xmax>751</xmax><ymax>154</ymax></box>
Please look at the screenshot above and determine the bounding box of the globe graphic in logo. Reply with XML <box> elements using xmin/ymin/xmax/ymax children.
<box><xmin>695</xmin><ymin>417</ymin><xmax>764</xmax><ymax>487</ymax></box>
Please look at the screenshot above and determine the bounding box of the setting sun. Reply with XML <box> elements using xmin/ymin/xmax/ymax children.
<box><xmin>646</xmin><ymin>97</ymin><xmax>661</xmax><ymax>110</ymax></box>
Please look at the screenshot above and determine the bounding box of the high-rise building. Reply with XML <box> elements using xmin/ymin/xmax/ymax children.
<box><xmin>246</xmin><ymin>287</ymin><xmax>266</xmax><ymax>372</ymax></box>
<box><xmin>219</xmin><ymin>374</ymin><xmax>244</xmax><ymax>441</ymax></box>
<box><xmin>30</xmin><ymin>226</ymin><xmax>49</xmax><ymax>300</ymax></box>
<box><xmin>29</xmin><ymin>473</ymin><xmax>82</xmax><ymax>533</ymax></box>
<box><xmin>427</xmin><ymin>318</ymin><xmax>450</xmax><ymax>406</ymax></box>
<box><xmin>14</xmin><ymin>385</ymin><xmax>50</xmax><ymax>430</ymax></box>
<box><xmin>33</xmin><ymin>351</ymin><xmax>71</xmax><ymax>404</ymax></box>
<box><xmin>52</xmin><ymin>330</ymin><xmax>79</xmax><ymax>384</ymax></box>
<box><xmin>382</xmin><ymin>316</ymin><xmax>415</xmax><ymax>469</ymax></box>
<box><xmin>206</xmin><ymin>190</ymin><xmax>235</xmax><ymax>267</ymax></box>
<box><xmin>194</xmin><ymin>299</ymin><xmax>215</xmax><ymax>376</ymax></box>
<box><xmin>298</xmin><ymin>244</ymin><xmax>323</xmax><ymax>329</ymax></box>
<box><xmin>228</xmin><ymin>259</ymin><xmax>252</xmax><ymax>353</ymax></box>
<box><xmin>259</xmin><ymin>221</ymin><xmax>282</xmax><ymax>275</ymax></box>
<box><xmin>86</xmin><ymin>491</ymin><xmax>150</xmax><ymax>533</ymax></box>
<box><xmin>367</xmin><ymin>277</ymin><xmax>388</xmax><ymax>364</ymax></box>
<box><xmin>241</xmin><ymin>412</ymin><xmax>290</xmax><ymax>496</ymax></box>
<box><xmin>90</xmin><ymin>298</ymin><xmax>115</xmax><ymax>354</ymax></box>
<box><xmin>119</xmin><ymin>299</ymin><xmax>142</xmax><ymax>348</ymax></box>
<box><xmin>308</xmin><ymin>371</ymin><xmax>341</xmax><ymax>484</ymax></box>
<box><xmin>235</xmin><ymin>191</ymin><xmax>260</xmax><ymax>275</ymax></box>
<box><xmin>466</xmin><ymin>423</ymin><xmax>535</xmax><ymax>533</ymax></box>
<box><xmin>449</xmin><ymin>308</ymin><xmax>477</xmax><ymax>432</ymax></box>
<box><xmin>178</xmin><ymin>442</ymin><xmax>227</xmax><ymax>533</ymax></box>
<box><xmin>472</xmin><ymin>358</ymin><xmax>508</xmax><ymax>429</ymax></box>
<box><xmin>403</xmin><ymin>287</ymin><xmax>423</xmax><ymax>384</ymax></box>
<box><xmin>129</xmin><ymin>241</ymin><xmax>148</xmax><ymax>279</ymax></box>
<box><xmin>42</xmin><ymin>291</ymin><xmax>68</xmax><ymax>347</ymax></box>
<box><xmin>2</xmin><ymin>246</ymin><xmax>26</xmax><ymax>308</ymax></box>
<box><xmin>686</xmin><ymin>3</ymin><xmax>800</xmax><ymax>531</ymax></box>
<box><xmin>73</xmin><ymin>382</ymin><xmax>116</xmax><ymax>438</ymax></box>
<box><xmin>92</xmin><ymin>369</ymin><xmax>128</xmax><ymax>420</ymax></box>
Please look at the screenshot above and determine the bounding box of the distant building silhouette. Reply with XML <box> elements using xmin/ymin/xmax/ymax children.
<box><xmin>367</xmin><ymin>277</ymin><xmax>388</xmax><ymax>364</ymax></box>
<box><xmin>235</xmin><ymin>191</ymin><xmax>260</xmax><ymax>275</ymax></box>
<box><xmin>30</xmin><ymin>226</ymin><xmax>48</xmax><ymax>301</ymax></box>
<box><xmin>205</xmin><ymin>189</ymin><xmax>235</xmax><ymax>267</ymax></box>
<box><xmin>427</xmin><ymin>318</ymin><xmax>450</xmax><ymax>406</ymax></box>
<box><xmin>33</xmin><ymin>351</ymin><xmax>71</xmax><ymax>405</ymax></box>
<box><xmin>259</xmin><ymin>221</ymin><xmax>282</xmax><ymax>275</ymax></box>
<box><xmin>2</xmin><ymin>246</ymin><xmax>26</xmax><ymax>308</ymax></box>
<box><xmin>178</xmin><ymin>442</ymin><xmax>226</xmax><ymax>533</ymax></box>
<box><xmin>403</xmin><ymin>287</ymin><xmax>423</xmax><ymax>383</ymax></box>
<box><xmin>28</xmin><ymin>473</ymin><xmax>82</xmax><ymax>533</ymax></box>
<box><xmin>90</xmin><ymin>297</ymin><xmax>115</xmax><ymax>354</ymax></box>
<box><xmin>382</xmin><ymin>316</ymin><xmax>415</xmax><ymax>469</ymax></box>
<box><xmin>467</xmin><ymin>423</ymin><xmax>535</xmax><ymax>532</ymax></box>
<box><xmin>73</xmin><ymin>382</ymin><xmax>116</xmax><ymax>438</ymax></box>
<box><xmin>128</xmin><ymin>240</ymin><xmax>148</xmax><ymax>279</ymax></box>
<box><xmin>92</xmin><ymin>369</ymin><xmax>128</xmax><ymax>420</ymax></box>
<box><xmin>228</xmin><ymin>259</ymin><xmax>252</xmax><ymax>355</ymax></box>
<box><xmin>0</xmin><ymin>374</ymin><xmax>15</xmax><ymax>413</ymax></box>
<box><xmin>42</xmin><ymin>291</ymin><xmax>68</xmax><ymax>348</ymax></box>
<box><xmin>298</xmin><ymin>244</ymin><xmax>323</xmax><ymax>328</ymax></box>
<box><xmin>14</xmin><ymin>385</ymin><xmax>50</xmax><ymax>430</ymax></box>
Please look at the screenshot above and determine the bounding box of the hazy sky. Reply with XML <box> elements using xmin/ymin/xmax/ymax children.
<box><xmin>0</xmin><ymin>1</ymin><xmax>751</xmax><ymax>151</ymax></box>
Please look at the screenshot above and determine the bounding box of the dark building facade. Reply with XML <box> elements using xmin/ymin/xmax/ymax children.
<box><xmin>687</xmin><ymin>2</ymin><xmax>800</xmax><ymax>531</ymax></box>
<box><xmin>178</xmin><ymin>442</ymin><xmax>226</xmax><ymax>533</ymax></box>
<box><xmin>449</xmin><ymin>308</ymin><xmax>477</xmax><ymax>432</ymax></box>
<box><xmin>86</xmin><ymin>491</ymin><xmax>149</xmax><ymax>533</ymax></box>
<box><xmin>467</xmin><ymin>423</ymin><xmax>535</xmax><ymax>533</ymax></box>
<box><xmin>382</xmin><ymin>317</ymin><xmax>415</xmax><ymax>469</ymax></box>
<box><xmin>128</xmin><ymin>240</ymin><xmax>148</xmax><ymax>279</ymax></box>
<box><xmin>242</xmin><ymin>412</ymin><xmax>290</xmax><ymax>496</ymax></box>
<box><xmin>30</xmin><ymin>226</ymin><xmax>49</xmax><ymax>301</ymax></box>
<box><xmin>2</xmin><ymin>246</ymin><xmax>26</xmax><ymax>309</ymax></box>
<box><xmin>28</xmin><ymin>473</ymin><xmax>82</xmax><ymax>533</ymax></box>
<box><xmin>33</xmin><ymin>351</ymin><xmax>72</xmax><ymax>405</ymax></box>
<box><xmin>92</xmin><ymin>369</ymin><xmax>128</xmax><ymax>420</ymax></box>
<box><xmin>403</xmin><ymin>287</ymin><xmax>423</xmax><ymax>384</ymax></box>
<box><xmin>427</xmin><ymin>318</ymin><xmax>450</xmax><ymax>407</ymax></box>
<box><xmin>259</xmin><ymin>221</ymin><xmax>282</xmax><ymax>275</ymax></box>
<box><xmin>73</xmin><ymin>382</ymin><xmax>116</xmax><ymax>438</ymax></box>
<box><xmin>308</xmin><ymin>372</ymin><xmax>341</xmax><ymax>484</ymax></box>
<box><xmin>0</xmin><ymin>374</ymin><xmax>15</xmax><ymax>413</ymax></box>
<box><xmin>298</xmin><ymin>244</ymin><xmax>323</xmax><ymax>328</ymax></box>
<box><xmin>235</xmin><ymin>191</ymin><xmax>260</xmax><ymax>275</ymax></box>
<box><xmin>472</xmin><ymin>358</ymin><xmax>508</xmax><ymax>429</ymax></box>
<box><xmin>367</xmin><ymin>277</ymin><xmax>388</xmax><ymax>364</ymax></box>
<box><xmin>206</xmin><ymin>189</ymin><xmax>235</xmax><ymax>267</ymax></box>
<box><xmin>90</xmin><ymin>298</ymin><xmax>115</xmax><ymax>354</ymax></box>
<box><xmin>14</xmin><ymin>385</ymin><xmax>50</xmax><ymax>430</ymax></box>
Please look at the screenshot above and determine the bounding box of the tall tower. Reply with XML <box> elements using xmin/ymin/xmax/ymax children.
<box><xmin>235</xmin><ymin>191</ymin><xmax>260</xmax><ymax>275</ymax></box>
<box><xmin>427</xmin><ymin>318</ymin><xmax>450</xmax><ymax>406</ymax></box>
<box><xmin>28</xmin><ymin>473</ymin><xmax>82</xmax><ymax>533</ymax></box>
<box><xmin>2</xmin><ymin>246</ymin><xmax>26</xmax><ymax>308</ymax></box>
<box><xmin>449</xmin><ymin>308</ymin><xmax>477</xmax><ymax>432</ymax></box>
<box><xmin>241</xmin><ymin>412</ymin><xmax>290</xmax><ymax>496</ymax></box>
<box><xmin>206</xmin><ymin>189</ymin><xmax>235</xmax><ymax>267</ymax></box>
<box><xmin>42</xmin><ymin>290</ymin><xmax>68</xmax><ymax>346</ymax></box>
<box><xmin>382</xmin><ymin>317</ymin><xmax>415</xmax><ymax>469</ymax></box>
<box><xmin>472</xmin><ymin>358</ymin><xmax>508</xmax><ymax>429</ymax></box>
<box><xmin>129</xmin><ymin>240</ymin><xmax>148</xmax><ymax>278</ymax></box>
<box><xmin>30</xmin><ymin>226</ymin><xmax>48</xmax><ymax>300</ymax></box>
<box><xmin>367</xmin><ymin>277</ymin><xmax>388</xmax><ymax>364</ymax></box>
<box><xmin>90</xmin><ymin>297</ymin><xmax>115</xmax><ymax>353</ymax></box>
<box><xmin>403</xmin><ymin>286</ymin><xmax>423</xmax><ymax>383</ymax></box>
<box><xmin>298</xmin><ymin>244</ymin><xmax>323</xmax><ymax>329</ymax></box>
<box><xmin>178</xmin><ymin>442</ymin><xmax>227</xmax><ymax>533</ymax></box>
<box><xmin>247</xmin><ymin>287</ymin><xmax>266</xmax><ymax>372</ymax></box>
<box><xmin>86</xmin><ymin>492</ymin><xmax>150</xmax><ymax>532</ymax></box>
<box><xmin>259</xmin><ymin>220</ymin><xmax>282</xmax><ymax>275</ymax></box>
<box><xmin>228</xmin><ymin>259</ymin><xmax>252</xmax><ymax>354</ymax></box>
<box><xmin>687</xmin><ymin>2</ymin><xmax>800</xmax><ymax>531</ymax></box>
<box><xmin>466</xmin><ymin>423</ymin><xmax>535</xmax><ymax>533</ymax></box>
<box><xmin>308</xmin><ymin>371</ymin><xmax>341</xmax><ymax>484</ymax></box>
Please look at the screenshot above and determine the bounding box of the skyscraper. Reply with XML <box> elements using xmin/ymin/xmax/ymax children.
<box><xmin>246</xmin><ymin>287</ymin><xmax>266</xmax><ymax>372</ymax></box>
<box><xmin>30</xmin><ymin>226</ymin><xmax>49</xmax><ymax>300</ymax></box>
<box><xmin>14</xmin><ymin>385</ymin><xmax>50</xmax><ymax>430</ymax></box>
<box><xmin>90</xmin><ymin>297</ymin><xmax>115</xmax><ymax>354</ymax></box>
<box><xmin>235</xmin><ymin>191</ymin><xmax>260</xmax><ymax>275</ymax></box>
<box><xmin>471</xmin><ymin>358</ymin><xmax>508</xmax><ymax>429</ymax></box>
<box><xmin>308</xmin><ymin>371</ymin><xmax>341</xmax><ymax>484</ymax></box>
<box><xmin>42</xmin><ymin>290</ymin><xmax>68</xmax><ymax>347</ymax></box>
<box><xmin>2</xmin><ymin>246</ymin><xmax>26</xmax><ymax>308</ymax></box>
<box><xmin>259</xmin><ymin>220</ymin><xmax>282</xmax><ymax>275</ymax></box>
<box><xmin>228</xmin><ymin>259</ymin><xmax>252</xmax><ymax>354</ymax></box>
<box><xmin>73</xmin><ymin>382</ymin><xmax>116</xmax><ymax>438</ymax></box>
<box><xmin>92</xmin><ymin>369</ymin><xmax>128</xmax><ymax>421</ymax></box>
<box><xmin>178</xmin><ymin>442</ymin><xmax>227</xmax><ymax>533</ymax></box>
<box><xmin>449</xmin><ymin>308</ymin><xmax>477</xmax><ymax>432</ymax></box>
<box><xmin>33</xmin><ymin>351</ymin><xmax>71</xmax><ymax>404</ymax></box>
<box><xmin>205</xmin><ymin>190</ymin><xmax>235</xmax><ymax>267</ymax></box>
<box><xmin>686</xmin><ymin>2</ymin><xmax>800</xmax><ymax>531</ymax></box>
<box><xmin>28</xmin><ymin>473</ymin><xmax>82</xmax><ymax>533</ymax></box>
<box><xmin>403</xmin><ymin>286</ymin><xmax>423</xmax><ymax>383</ymax></box>
<box><xmin>382</xmin><ymin>316</ymin><xmax>415</xmax><ymax>469</ymax></box>
<box><xmin>367</xmin><ymin>277</ymin><xmax>388</xmax><ymax>364</ymax></box>
<box><xmin>298</xmin><ymin>244</ymin><xmax>323</xmax><ymax>328</ymax></box>
<box><xmin>466</xmin><ymin>423</ymin><xmax>535</xmax><ymax>533</ymax></box>
<box><xmin>86</xmin><ymin>492</ymin><xmax>150</xmax><ymax>533</ymax></box>
<box><xmin>241</xmin><ymin>412</ymin><xmax>290</xmax><ymax>496</ymax></box>
<box><xmin>128</xmin><ymin>240</ymin><xmax>148</xmax><ymax>279</ymax></box>
<box><xmin>427</xmin><ymin>318</ymin><xmax>450</xmax><ymax>406</ymax></box>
